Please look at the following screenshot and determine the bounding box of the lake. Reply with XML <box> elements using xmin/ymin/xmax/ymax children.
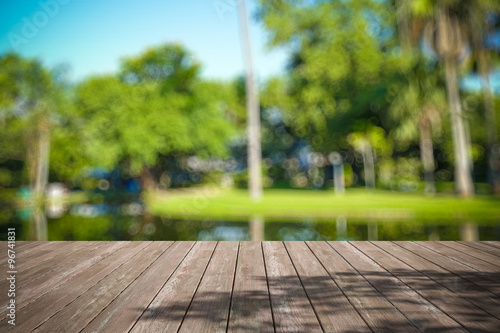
<box><xmin>3</xmin><ymin>199</ymin><xmax>500</xmax><ymax>241</ymax></box>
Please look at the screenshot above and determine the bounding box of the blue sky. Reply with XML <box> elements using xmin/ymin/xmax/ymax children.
<box><xmin>0</xmin><ymin>0</ymin><xmax>498</xmax><ymax>92</ymax></box>
<box><xmin>0</xmin><ymin>0</ymin><xmax>288</xmax><ymax>82</ymax></box>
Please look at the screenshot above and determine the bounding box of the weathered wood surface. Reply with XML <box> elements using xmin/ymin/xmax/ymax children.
<box><xmin>0</xmin><ymin>241</ymin><xmax>498</xmax><ymax>332</ymax></box>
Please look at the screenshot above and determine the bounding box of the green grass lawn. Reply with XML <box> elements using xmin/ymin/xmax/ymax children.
<box><xmin>147</xmin><ymin>187</ymin><xmax>500</xmax><ymax>224</ymax></box>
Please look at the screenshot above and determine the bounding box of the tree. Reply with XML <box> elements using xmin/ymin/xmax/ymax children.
<box><xmin>348</xmin><ymin>123</ymin><xmax>393</xmax><ymax>190</ymax></box>
<box><xmin>257</xmin><ymin>0</ymin><xmax>398</xmax><ymax>153</ymax></box>
<box><xmin>0</xmin><ymin>53</ymin><xmax>69</xmax><ymax>199</ymax></box>
<box><xmin>408</xmin><ymin>0</ymin><xmax>475</xmax><ymax>196</ymax></box>
<box><xmin>75</xmin><ymin>43</ymin><xmax>236</xmax><ymax>191</ymax></box>
<box><xmin>386</xmin><ymin>58</ymin><xmax>447</xmax><ymax>194</ymax></box>
<box><xmin>466</xmin><ymin>2</ymin><xmax>500</xmax><ymax>193</ymax></box>
<box><xmin>75</xmin><ymin>76</ymin><xmax>189</xmax><ymax>186</ymax></box>
<box><xmin>238</xmin><ymin>0</ymin><xmax>263</xmax><ymax>201</ymax></box>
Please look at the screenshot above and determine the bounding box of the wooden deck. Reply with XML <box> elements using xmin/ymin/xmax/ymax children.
<box><xmin>1</xmin><ymin>241</ymin><xmax>500</xmax><ymax>332</ymax></box>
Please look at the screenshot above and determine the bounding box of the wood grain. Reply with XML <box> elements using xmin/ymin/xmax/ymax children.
<box><xmin>440</xmin><ymin>242</ymin><xmax>500</xmax><ymax>266</ymax></box>
<box><xmin>416</xmin><ymin>241</ymin><xmax>500</xmax><ymax>275</ymax></box>
<box><xmin>308</xmin><ymin>241</ymin><xmax>419</xmax><ymax>333</ymax></box>
<box><xmin>373</xmin><ymin>241</ymin><xmax>500</xmax><ymax>332</ymax></box>
<box><xmin>340</xmin><ymin>241</ymin><xmax>466</xmax><ymax>332</ymax></box>
<box><xmin>228</xmin><ymin>241</ymin><xmax>274</xmax><ymax>333</ymax></box>
<box><xmin>457</xmin><ymin>241</ymin><xmax>500</xmax><ymax>257</ymax></box>
<box><xmin>2</xmin><ymin>241</ymin><xmax>499</xmax><ymax>333</ymax></box>
<box><xmin>286</xmin><ymin>241</ymin><xmax>371</xmax><ymax>332</ymax></box>
<box><xmin>178</xmin><ymin>241</ymin><xmax>239</xmax><ymax>333</ymax></box>
<box><xmin>263</xmin><ymin>241</ymin><xmax>323</xmax><ymax>332</ymax></box>
<box><xmin>32</xmin><ymin>242</ymin><xmax>173</xmax><ymax>332</ymax></box>
<box><xmin>131</xmin><ymin>241</ymin><xmax>217</xmax><ymax>333</ymax></box>
<box><xmin>0</xmin><ymin>241</ymin><xmax>151</xmax><ymax>332</ymax></box>
<box><xmin>82</xmin><ymin>241</ymin><xmax>195</xmax><ymax>333</ymax></box>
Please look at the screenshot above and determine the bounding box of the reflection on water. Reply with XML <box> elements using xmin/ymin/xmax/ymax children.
<box><xmin>31</xmin><ymin>206</ymin><xmax>48</xmax><ymax>241</ymax></box>
<box><xmin>336</xmin><ymin>216</ymin><xmax>348</xmax><ymax>240</ymax></box>
<box><xmin>368</xmin><ymin>221</ymin><xmax>378</xmax><ymax>241</ymax></box>
<box><xmin>3</xmin><ymin>200</ymin><xmax>500</xmax><ymax>241</ymax></box>
<box><xmin>460</xmin><ymin>223</ymin><xmax>479</xmax><ymax>241</ymax></box>
<box><xmin>249</xmin><ymin>215</ymin><xmax>265</xmax><ymax>241</ymax></box>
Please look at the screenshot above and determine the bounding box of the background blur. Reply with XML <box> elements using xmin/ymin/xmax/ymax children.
<box><xmin>1</xmin><ymin>0</ymin><xmax>500</xmax><ymax>241</ymax></box>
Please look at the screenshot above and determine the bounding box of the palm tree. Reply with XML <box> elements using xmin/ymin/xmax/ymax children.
<box><xmin>467</xmin><ymin>2</ymin><xmax>500</xmax><ymax>194</ymax></box>
<box><xmin>237</xmin><ymin>0</ymin><xmax>263</xmax><ymax>201</ymax></box>
<box><xmin>388</xmin><ymin>61</ymin><xmax>446</xmax><ymax>194</ymax></box>
<box><xmin>407</xmin><ymin>0</ymin><xmax>475</xmax><ymax>197</ymax></box>
<box><xmin>395</xmin><ymin>1</ymin><xmax>447</xmax><ymax>194</ymax></box>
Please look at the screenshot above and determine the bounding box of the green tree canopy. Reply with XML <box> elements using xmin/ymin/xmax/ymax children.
<box><xmin>258</xmin><ymin>0</ymin><xmax>400</xmax><ymax>154</ymax></box>
<box><xmin>75</xmin><ymin>43</ymin><xmax>236</xmax><ymax>185</ymax></box>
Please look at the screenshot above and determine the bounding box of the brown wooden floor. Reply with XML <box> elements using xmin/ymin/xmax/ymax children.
<box><xmin>1</xmin><ymin>241</ymin><xmax>499</xmax><ymax>332</ymax></box>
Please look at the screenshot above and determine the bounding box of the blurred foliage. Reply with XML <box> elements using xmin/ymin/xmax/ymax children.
<box><xmin>259</xmin><ymin>0</ymin><xmax>400</xmax><ymax>153</ymax></box>
<box><xmin>0</xmin><ymin>2</ymin><xmax>499</xmax><ymax>206</ymax></box>
<box><xmin>259</xmin><ymin>0</ymin><xmax>500</xmax><ymax>191</ymax></box>
<box><xmin>0</xmin><ymin>53</ymin><xmax>81</xmax><ymax>185</ymax></box>
<box><xmin>75</xmin><ymin>44</ymin><xmax>236</xmax><ymax>178</ymax></box>
<box><xmin>1</xmin><ymin>2</ymin><xmax>500</xmax><ymax>243</ymax></box>
<box><xmin>385</xmin><ymin>57</ymin><xmax>447</xmax><ymax>147</ymax></box>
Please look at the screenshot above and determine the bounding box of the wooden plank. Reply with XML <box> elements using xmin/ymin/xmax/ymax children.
<box><xmin>0</xmin><ymin>241</ymin><xmax>96</xmax><ymax>295</ymax></box>
<box><xmin>17</xmin><ymin>241</ymin><xmax>92</xmax><ymax>273</ymax></box>
<box><xmin>416</xmin><ymin>241</ymin><xmax>500</xmax><ymax>275</ymax></box>
<box><xmin>11</xmin><ymin>241</ymin><xmax>34</xmax><ymax>249</ymax></box>
<box><xmin>15</xmin><ymin>241</ymin><xmax>104</xmax><ymax>297</ymax></box>
<box><xmin>372</xmin><ymin>241</ymin><xmax>500</xmax><ymax>332</ymax></box>
<box><xmin>0</xmin><ymin>241</ymin><xmax>51</xmax><ymax>268</ymax></box>
<box><xmin>227</xmin><ymin>241</ymin><xmax>274</xmax><ymax>333</ymax></box>
<box><xmin>0</xmin><ymin>241</ymin><xmax>48</xmax><ymax>265</ymax></box>
<box><xmin>396</xmin><ymin>241</ymin><xmax>500</xmax><ymax>298</ymax></box>
<box><xmin>0</xmin><ymin>241</ymin><xmax>151</xmax><ymax>332</ymax></box>
<box><xmin>262</xmin><ymin>241</ymin><xmax>321</xmax><ymax>332</ymax></box>
<box><xmin>18</xmin><ymin>241</ymin><xmax>107</xmax><ymax>287</ymax></box>
<box><xmin>32</xmin><ymin>242</ymin><xmax>173</xmax><ymax>332</ymax></box>
<box><xmin>34</xmin><ymin>242</ymin><xmax>173</xmax><ymax>332</ymax></box>
<box><xmin>178</xmin><ymin>241</ymin><xmax>240</xmax><ymax>333</ymax></box>
<box><xmin>285</xmin><ymin>241</ymin><xmax>371</xmax><ymax>332</ymax></box>
<box><xmin>0</xmin><ymin>241</ymin><xmax>65</xmax><ymax>268</ymax></box>
<box><xmin>308</xmin><ymin>241</ymin><xmax>419</xmax><ymax>333</ymax></box>
<box><xmin>441</xmin><ymin>242</ymin><xmax>500</xmax><ymax>266</ymax></box>
<box><xmin>16</xmin><ymin>241</ymin><xmax>53</xmax><ymax>255</ymax></box>
<box><xmin>17</xmin><ymin>241</ymin><xmax>74</xmax><ymax>263</ymax></box>
<box><xmin>17</xmin><ymin>241</ymin><xmax>112</xmax><ymax>290</ymax></box>
<box><xmin>0</xmin><ymin>240</ymin><xmax>26</xmax><ymax>268</ymax></box>
<box><xmin>130</xmin><ymin>241</ymin><xmax>217</xmax><ymax>333</ymax></box>
<box><xmin>457</xmin><ymin>242</ymin><xmax>500</xmax><ymax>257</ymax></box>
<box><xmin>335</xmin><ymin>241</ymin><xmax>466</xmax><ymax>332</ymax></box>
<box><xmin>483</xmin><ymin>241</ymin><xmax>500</xmax><ymax>249</ymax></box>
<box><xmin>9</xmin><ymin>241</ymin><xmax>129</xmax><ymax>314</ymax></box>
<box><xmin>2</xmin><ymin>240</ymin><xmax>499</xmax><ymax>332</ymax></box>
<box><xmin>81</xmin><ymin>241</ymin><xmax>195</xmax><ymax>333</ymax></box>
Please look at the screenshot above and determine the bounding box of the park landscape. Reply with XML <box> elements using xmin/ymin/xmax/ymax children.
<box><xmin>2</xmin><ymin>1</ymin><xmax>500</xmax><ymax>332</ymax></box>
<box><xmin>0</xmin><ymin>0</ymin><xmax>500</xmax><ymax>241</ymax></box>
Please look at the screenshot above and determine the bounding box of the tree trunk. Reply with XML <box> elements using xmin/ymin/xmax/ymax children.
<box><xmin>460</xmin><ymin>222</ymin><xmax>478</xmax><ymax>241</ymax></box>
<box><xmin>443</xmin><ymin>57</ymin><xmax>474</xmax><ymax>197</ymax></box>
<box><xmin>26</xmin><ymin>137</ymin><xmax>37</xmax><ymax>190</ymax></box>
<box><xmin>249</xmin><ymin>215</ymin><xmax>264</xmax><ymax>241</ymax></box>
<box><xmin>419</xmin><ymin>113</ymin><xmax>436</xmax><ymax>194</ymax></box>
<box><xmin>140</xmin><ymin>165</ymin><xmax>156</xmax><ymax>193</ymax></box>
<box><xmin>362</xmin><ymin>140</ymin><xmax>375</xmax><ymax>190</ymax></box>
<box><xmin>477</xmin><ymin>48</ymin><xmax>500</xmax><ymax>194</ymax></box>
<box><xmin>34</xmin><ymin>115</ymin><xmax>50</xmax><ymax>202</ymax></box>
<box><xmin>237</xmin><ymin>0</ymin><xmax>263</xmax><ymax>202</ymax></box>
<box><xmin>32</xmin><ymin>206</ymin><xmax>48</xmax><ymax>241</ymax></box>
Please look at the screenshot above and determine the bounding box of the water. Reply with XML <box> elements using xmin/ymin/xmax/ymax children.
<box><xmin>3</xmin><ymin>199</ymin><xmax>500</xmax><ymax>241</ymax></box>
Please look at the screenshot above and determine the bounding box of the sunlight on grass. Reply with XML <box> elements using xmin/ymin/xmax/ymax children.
<box><xmin>147</xmin><ymin>188</ymin><xmax>500</xmax><ymax>224</ymax></box>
